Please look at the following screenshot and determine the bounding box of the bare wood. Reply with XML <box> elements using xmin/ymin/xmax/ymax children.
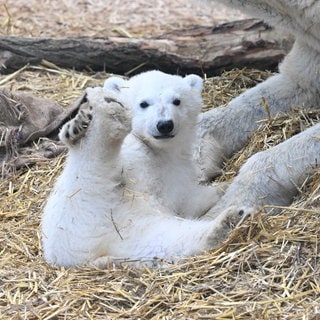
<box><xmin>0</xmin><ymin>19</ymin><xmax>293</xmax><ymax>76</ymax></box>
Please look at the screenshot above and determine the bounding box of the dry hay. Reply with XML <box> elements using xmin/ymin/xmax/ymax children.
<box><xmin>1</xmin><ymin>65</ymin><xmax>320</xmax><ymax>319</ymax></box>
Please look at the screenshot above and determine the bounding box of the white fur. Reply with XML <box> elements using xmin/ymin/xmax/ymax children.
<box><xmin>42</xmin><ymin>1</ymin><xmax>320</xmax><ymax>266</ymax></box>
<box><xmin>103</xmin><ymin>71</ymin><xmax>223</xmax><ymax>218</ymax></box>
<box><xmin>41</xmin><ymin>87</ymin><xmax>239</xmax><ymax>267</ymax></box>
<box><xmin>206</xmin><ymin>124</ymin><xmax>320</xmax><ymax>218</ymax></box>
<box><xmin>196</xmin><ymin>0</ymin><xmax>320</xmax><ymax>214</ymax></box>
<box><xmin>198</xmin><ymin>0</ymin><xmax>320</xmax><ymax>176</ymax></box>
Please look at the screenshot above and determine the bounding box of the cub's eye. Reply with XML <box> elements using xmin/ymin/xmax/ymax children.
<box><xmin>173</xmin><ymin>98</ymin><xmax>181</xmax><ymax>106</ymax></box>
<box><xmin>140</xmin><ymin>101</ymin><xmax>149</xmax><ymax>109</ymax></box>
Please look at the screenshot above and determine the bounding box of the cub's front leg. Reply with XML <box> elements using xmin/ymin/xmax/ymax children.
<box><xmin>42</xmin><ymin>87</ymin><xmax>131</xmax><ymax>268</ymax></box>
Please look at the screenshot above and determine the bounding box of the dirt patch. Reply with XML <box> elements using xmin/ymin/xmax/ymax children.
<box><xmin>0</xmin><ymin>0</ymin><xmax>247</xmax><ymax>37</ymax></box>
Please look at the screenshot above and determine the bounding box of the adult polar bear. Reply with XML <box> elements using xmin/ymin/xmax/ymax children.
<box><xmin>198</xmin><ymin>0</ymin><xmax>320</xmax><ymax>216</ymax></box>
<box><xmin>42</xmin><ymin>74</ymin><xmax>234</xmax><ymax>267</ymax></box>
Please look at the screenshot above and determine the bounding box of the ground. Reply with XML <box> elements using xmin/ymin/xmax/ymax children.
<box><xmin>0</xmin><ymin>0</ymin><xmax>245</xmax><ymax>37</ymax></box>
<box><xmin>0</xmin><ymin>1</ymin><xmax>319</xmax><ymax>319</ymax></box>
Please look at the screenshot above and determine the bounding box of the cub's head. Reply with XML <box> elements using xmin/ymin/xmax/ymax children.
<box><xmin>103</xmin><ymin>70</ymin><xmax>203</xmax><ymax>145</ymax></box>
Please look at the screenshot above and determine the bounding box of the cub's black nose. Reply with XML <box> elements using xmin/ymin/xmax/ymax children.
<box><xmin>157</xmin><ymin>120</ymin><xmax>174</xmax><ymax>134</ymax></box>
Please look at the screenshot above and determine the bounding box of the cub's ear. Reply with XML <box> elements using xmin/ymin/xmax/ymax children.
<box><xmin>184</xmin><ymin>74</ymin><xmax>203</xmax><ymax>92</ymax></box>
<box><xmin>103</xmin><ymin>76</ymin><xmax>127</xmax><ymax>93</ymax></box>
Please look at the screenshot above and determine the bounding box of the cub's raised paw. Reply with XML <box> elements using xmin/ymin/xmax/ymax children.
<box><xmin>86</xmin><ymin>87</ymin><xmax>132</xmax><ymax>142</ymax></box>
<box><xmin>59</xmin><ymin>105</ymin><xmax>93</xmax><ymax>146</ymax></box>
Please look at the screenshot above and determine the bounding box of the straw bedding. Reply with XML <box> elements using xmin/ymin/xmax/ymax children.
<box><xmin>1</xmin><ymin>1</ymin><xmax>319</xmax><ymax>318</ymax></box>
<box><xmin>1</xmin><ymin>65</ymin><xmax>319</xmax><ymax>319</ymax></box>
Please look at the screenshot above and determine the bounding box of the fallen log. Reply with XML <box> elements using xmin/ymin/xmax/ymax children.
<box><xmin>0</xmin><ymin>19</ymin><xmax>293</xmax><ymax>76</ymax></box>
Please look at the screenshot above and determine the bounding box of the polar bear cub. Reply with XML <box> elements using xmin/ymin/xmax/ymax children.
<box><xmin>104</xmin><ymin>70</ymin><xmax>223</xmax><ymax>218</ymax></box>
<box><xmin>52</xmin><ymin>71</ymin><xmax>223</xmax><ymax>219</ymax></box>
<box><xmin>41</xmin><ymin>87</ymin><xmax>241</xmax><ymax>267</ymax></box>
